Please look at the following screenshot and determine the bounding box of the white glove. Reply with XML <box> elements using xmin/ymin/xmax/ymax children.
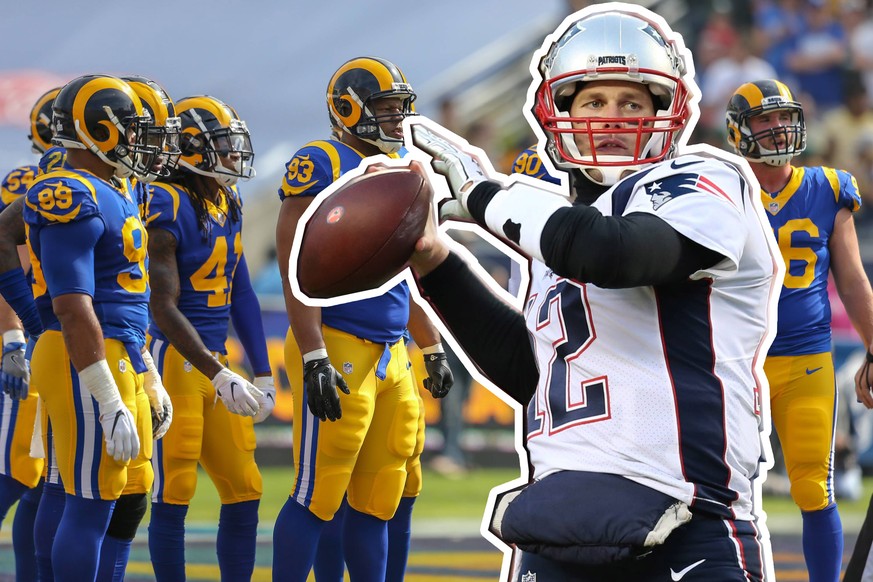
<box><xmin>211</xmin><ymin>368</ymin><xmax>263</xmax><ymax>417</ymax></box>
<box><xmin>141</xmin><ymin>349</ymin><xmax>173</xmax><ymax>440</ymax></box>
<box><xmin>79</xmin><ymin>360</ymin><xmax>140</xmax><ymax>464</ymax></box>
<box><xmin>410</xmin><ymin>123</ymin><xmax>489</xmax><ymax>214</ymax></box>
<box><xmin>252</xmin><ymin>375</ymin><xmax>276</xmax><ymax>423</ymax></box>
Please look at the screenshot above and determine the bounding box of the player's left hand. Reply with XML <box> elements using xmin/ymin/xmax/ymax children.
<box><xmin>410</xmin><ymin>123</ymin><xmax>489</xmax><ymax>216</ymax></box>
<box><xmin>143</xmin><ymin>371</ymin><xmax>173</xmax><ymax>440</ymax></box>
<box><xmin>855</xmin><ymin>351</ymin><xmax>873</xmax><ymax>409</ymax></box>
<box><xmin>141</xmin><ymin>349</ymin><xmax>173</xmax><ymax>439</ymax></box>
<box><xmin>1</xmin><ymin>336</ymin><xmax>30</xmax><ymax>400</ymax></box>
<box><xmin>423</xmin><ymin>350</ymin><xmax>454</xmax><ymax>399</ymax></box>
<box><xmin>252</xmin><ymin>375</ymin><xmax>276</xmax><ymax>423</ymax></box>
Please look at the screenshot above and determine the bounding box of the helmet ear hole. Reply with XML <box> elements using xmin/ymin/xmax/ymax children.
<box><xmin>180</xmin><ymin>134</ymin><xmax>200</xmax><ymax>156</ymax></box>
<box><xmin>336</xmin><ymin>98</ymin><xmax>352</xmax><ymax>118</ymax></box>
<box><xmin>91</xmin><ymin>125</ymin><xmax>110</xmax><ymax>142</ymax></box>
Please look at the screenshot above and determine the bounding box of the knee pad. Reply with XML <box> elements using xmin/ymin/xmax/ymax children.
<box><xmin>106</xmin><ymin>493</ymin><xmax>148</xmax><ymax>541</ymax></box>
<box><xmin>791</xmin><ymin>478</ymin><xmax>829</xmax><ymax>511</ymax></box>
<box><xmin>348</xmin><ymin>467</ymin><xmax>406</xmax><ymax>521</ymax></box>
<box><xmin>403</xmin><ymin>457</ymin><xmax>422</xmax><ymax>498</ymax></box>
<box><xmin>160</xmin><ymin>466</ymin><xmax>199</xmax><ymax>504</ymax></box>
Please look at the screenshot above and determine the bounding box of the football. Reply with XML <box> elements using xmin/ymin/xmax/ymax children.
<box><xmin>297</xmin><ymin>166</ymin><xmax>432</xmax><ymax>298</ymax></box>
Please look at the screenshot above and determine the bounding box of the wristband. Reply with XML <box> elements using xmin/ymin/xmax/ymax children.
<box><xmin>2</xmin><ymin>329</ymin><xmax>26</xmax><ymax>345</ymax></box>
<box><xmin>141</xmin><ymin>348</ymin><xmax>158</xmax><ymax>375</ymax></box>
<box><xmin>421</xmin><ymin>343</ymin><xmax>445</xmax><ymax>355</ymax></box>
<box><xmin>78</xmin><ymin>359</ymin><xmax>121</xmax><ymax>407</ymax></box>
<box><xmin>302</xmin><ymin>348</ymin><xmax>328</xmax><ymax>364</ymax></box>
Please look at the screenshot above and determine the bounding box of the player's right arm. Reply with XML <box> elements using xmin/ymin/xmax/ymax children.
<box><xmin>26</xmin><ymin>173</ymin><xmax>139</xmax><ymax>462</ymax></box>
<box><xmin>276</xmin><ymin>144</ymin><xmax>349</xmax><ymax>421</ymax></box>
<box><xmin>146</xmin><ymin>183</ymin><xmax>260</xmax><ymax>417</ymax></box>
<box><xmin>45</xmin><ymin>221</ymin><xmax>140</xmax><ymax>463</ymax></box>
<box><xmin>147</xmin><ymin>226</ymin><xmax>225</xmax><ymax>379</ymax></box>
<box><xmin>410</xmin><ymin>212</ymin><xmax>538</xmax><ymax>405</ymax></box>
<box><xmin>277</xmin><ymin>195</ymin><xmax>325</xmax><ymax>355</ymax></box>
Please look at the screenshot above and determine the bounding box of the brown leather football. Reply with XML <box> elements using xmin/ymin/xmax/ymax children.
<box><xmin>297</xmin><ymin>166</ymin><xmax>432</xmax><ymax>298</ymax></box>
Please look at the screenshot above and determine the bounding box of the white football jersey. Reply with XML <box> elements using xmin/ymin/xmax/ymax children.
<box><xmin>523</xmin><ymin>154</ymin><xmax>779</xmax><ymax>520</ymax></box>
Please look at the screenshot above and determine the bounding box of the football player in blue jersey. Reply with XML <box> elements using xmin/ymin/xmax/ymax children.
<box><xmin>511</xmin><ymin>144</ymin><xmax>562</xmax><ymax>186</ymax></box>
<box><xmin>273</xmin><ymin>56</ymin><xmax>453</xmax><ymax>582</ymax></box>
<box><xmin>0</xmin><ymin>75</ymin><xmax>178</xmax><ymax>582</ymax></box>
<box><xmin>727</xmin><ymin>79</ymin><xmax>873</xmax><ymax>582</ymax></box>
<box><xmin>145</xmin><ymin>94</ymin><xmax>272</xmax><ymax>582</ymax></box>
<box><xmin>87</xmin><ymin>75</ymin><xmax>179</xmax><ymax>582</ymax></box>
<box><xmin>21</xmin><ymin>73</ymin><xmax>167</xmax><ymax>582</ymax></box>
<box><xmin>0</xmin><ymin>86</ymin><xmax>57</xmax><ymax>582</ymax></box>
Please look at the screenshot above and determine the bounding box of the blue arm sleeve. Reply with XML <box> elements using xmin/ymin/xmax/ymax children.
<box><xmin>230</xmin><ymin>253</ymin><xmax>271</xmax><ymax>375</ymax></box>
<box><xmin>0</xmin><ymin>268</ymin><xmax>43</xmax><ymax>337</ymax></box>
<box><xmin>40</xmin><ymin>217</ymin><xmax>103</xmax><ymax>298</ymax></box>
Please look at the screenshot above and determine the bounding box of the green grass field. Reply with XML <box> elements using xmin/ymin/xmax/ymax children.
<box><xmin>180</xmin><ymin>465</ymin><xmax>873</xmax><ymax>526</ymax></box>
<box><xmin>183</xmin><ymin>465</ymin><xmax>522</xmax><ymax>524</ymax></box>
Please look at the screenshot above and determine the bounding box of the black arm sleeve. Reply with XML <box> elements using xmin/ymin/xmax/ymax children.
<box><xmin>466</xmin><ymin>181</ymin><xmax>724</xmax><ymax>288</ymax></box>
<box><xmin>540</xmin><ymin>208</ymin><xmax>725</xmax><ymax>288</ymax></box>
<box><xmin>417</xmin><ymin>252</ymin><xmax>538</xmax><ymax>405</ymax></box>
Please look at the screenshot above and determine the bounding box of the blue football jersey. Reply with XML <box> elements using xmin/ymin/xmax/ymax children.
<box><xmin>24</xmin><ymin>169</ymin><xmax>150</xmax><ymax>346</ymax></box>
<box><xmin>511</xmin><ymin>145</ymin><xmax>561</xmax><ymax>185</ymax></box>
<box><xmin>146</xmin><ymin>182</ymin><xmax>245</xmax><ymax>353</ymax></box>
<box><xmin>1</xmin><ymin>164</ymin><xmax>38</xmax><ymax>212</ymax></box>
<box><xmin>764</xmin><ymin>166</ymin><xmax>861</xmax><ymax>355</ymax></box>
<box><xmin>278</xmin><ymin>139</ymin><xmax>410</xmax><ymax>343</ymax></box>
<box><xmin>37</xmin><ymin>146</ymin><xmax>68</xmax><ymax>176</ymax></box>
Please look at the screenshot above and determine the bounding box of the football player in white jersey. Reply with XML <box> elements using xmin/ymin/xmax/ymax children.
<box><xmin>401</xmin><ymin>3</ymin><xmax>782</xmax><ymax>581</ymax></box>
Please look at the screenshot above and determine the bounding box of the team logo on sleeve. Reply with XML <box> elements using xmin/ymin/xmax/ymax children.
<box><xmin>645</xmin><ymin>172</ymin><xmax>731</xmax><ymax>211</ymax></box>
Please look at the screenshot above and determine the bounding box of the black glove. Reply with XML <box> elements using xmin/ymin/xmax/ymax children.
<box><xmin>423</xmin><ymin>351</ymin><xmax>454</xmax><ymax>398</ymax></box>
<box><xmin>303</xmin><ymin>357</ymin><xmax>350</xmax><ymax>421</ymax></box>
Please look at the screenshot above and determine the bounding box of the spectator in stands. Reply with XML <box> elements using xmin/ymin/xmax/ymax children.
<box><xmin>753</xmin><ymin>0</ymin><xmax>806</xmax><ymax>81</ymax></box>
<box><xmin>785</xmin><ymin>0</ymin><xmax>848</xmax><ymax>113</ymax></box>
<box><xmin>699</xmin><ymin>31</ymin><xmax>776</xmax><ymax>145</ymax></box>
<box><xmin>847</xmin><ymin>0</ymin><xmax>873</xmax><ymax>98</ymax></box>
<box><xmin>822</xmin><ymin>72</ymin><xmax>873</xmax><ymax>211</ymax></box>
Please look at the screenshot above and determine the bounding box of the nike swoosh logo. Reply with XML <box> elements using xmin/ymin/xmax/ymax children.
<box><xmin>110</xmin><ymin>410</ymin><xmax>124</xmax><ymax>438</ymax></box>
<box><xmin>806</xmin><ymin>367</ymin><xmax>823</xmax><ymax>375</ymax></box>
<box><xmin>9</xmin><ymin>355</ymin><xmax>22</xmax><ymax>367</ymax></box>
<box><xmin>317</xmin><ymin>372</ymin><xmax>327</xmax><ymax>388</ymax></box>
<box><xmin>230</xmin><ymin>381</ymin><xmax>239</xmax><ymax>400</ymax></box>
<box><xmin>671</xmin><ymin>558</ymin><xmax>706</xmax><ymax>581</ymax></box>
<box><xmin>670</xmin><ymin>159</ymin><xmax>701</xmax><ymax>170</ymax></box>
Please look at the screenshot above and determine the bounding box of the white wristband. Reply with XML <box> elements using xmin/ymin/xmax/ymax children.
<box><xmin>302</xmin><ymin>348</ymin><xmax>329</xmax><ymax>364</ymax></box>
<box><xmin>78</xmin><ymin>359</ymin><xmax>122</xmax><ymax>407</ymax></box>
<box><xmin>2</xmin><ymin>329</ymin><xmax>26</xmax><ymax>345</ymax></box>
<box><xmin>141</xmin><ymin>348</ymin><xmax>158</xmax><ymax>375</ymax></box>
<box><xmin>421</xmin><ymin>343</ymin><xmax>444</xmax><ymax>355</ymax></box>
